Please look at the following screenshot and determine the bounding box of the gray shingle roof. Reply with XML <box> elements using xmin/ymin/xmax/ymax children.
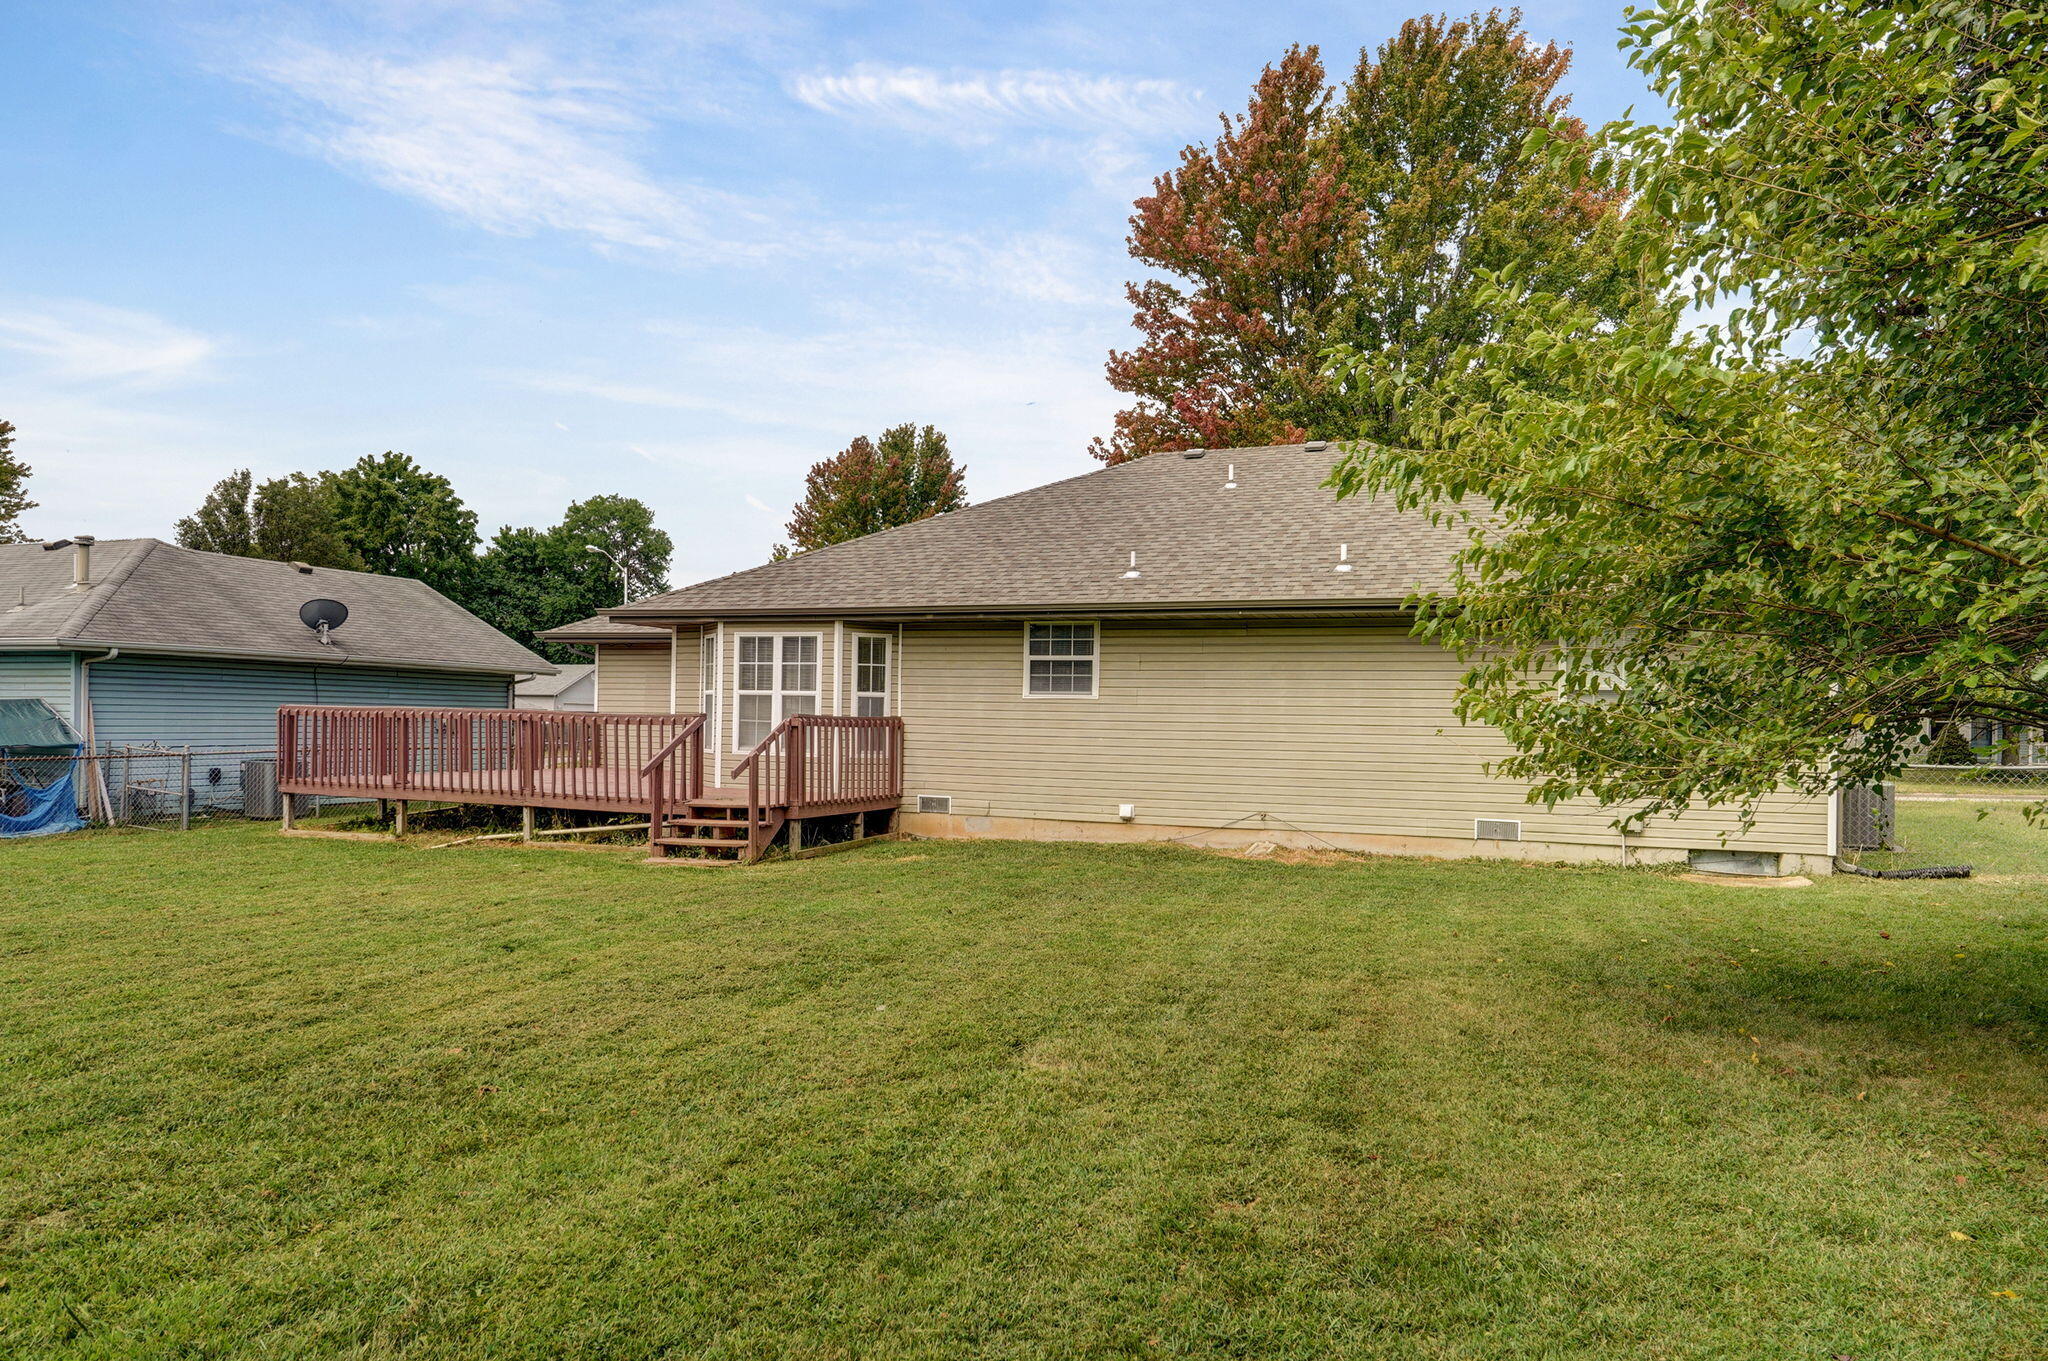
<box><xmin>0</xmin><ymin>539</ymin><xmax>554</xmax><ymax>675</ymax></box>
<box><xmin>515</xmin><ymin>664</ymin><xmax>593</xmax><ymax>698</ymax></box>
<box><xmin>612</xmin><ymin>442</ymin><xmax>1474</xmax><ymax>620</ymax></box>
<box><xmin>537</xmin><ymin>614</ymin><xmax>675</xmax><ymax>644</ymax></box>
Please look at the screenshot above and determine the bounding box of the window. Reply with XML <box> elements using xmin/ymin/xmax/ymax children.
<box><xmin>700</xmin><ymin>630</ymin><xmax>717</xmax><ymax>719</ymax></box>
<box><xmin>854</xmin><ymin>635</ymin><xmax>890</xmax><ymax>716</ymax></box>
<box><xmin>1025</xmin><ymin>622</ymin><xmax>1096</xmax><ymax>696</ymax></box>
<box><xmin>734</xmin><ymin>634</ymin><xmax>819</xmax><ymax>749</ymax></box>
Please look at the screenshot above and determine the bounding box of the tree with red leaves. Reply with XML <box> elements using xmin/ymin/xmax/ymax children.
<box><xmin>1093</xmin><ymin>12</ymin><xmax>1635</xmax><ymax>463</ymax></box>
<box><xmin>775</xmin><ymin>423</ymin><xmax>966</xmax><ymax>559</ymax></box>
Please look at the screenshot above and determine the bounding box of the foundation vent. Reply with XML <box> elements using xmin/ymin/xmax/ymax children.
<box><xmin>1474</xmin><ymin>818</ymin><xmax>1522</xmax><ymax>842</ymax></box>
<box><xmin>917</xmin><ymin>795</ymin><xmax>952</xmax><ymax>815</ymax></box>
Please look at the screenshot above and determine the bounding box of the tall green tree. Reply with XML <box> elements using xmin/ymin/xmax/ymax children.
<box><xmin>1093</xmin><ymin>13</ymin><xmax>1630</xmax><ymax>463</ymax></box>
<box><xmin>1330</xmin><ymin>0</ymin><xmax>2048</xmax><ymax>820</ymax></box>
<box><xmin>0</xmin><ymin>420</ymin><xmax>37</xmax><ymax>543</ymax></box>
<box><xmin>559</xmin><ymin>494</ymin><xmax>673</xmax><ymax>602</ymax></box>
<box><xmin>473</xmin><ymin>495</ymin><xmax>673</xmax><ymax>660</ymax></box>
<box><xmin>329</xmin><ymin>452</ymin><xmax>479</xmax><ymax>599</ymax></box>
<box><xmin>251</xmin><ymin>472</ymin><xmax>359</xmax><ymax>568</ymax></box>
<box><xmin>175</xmin><ymin>470</ymin><xmax>256</xmax><ymax>556</ymax></box>
<box><xmin>175</xmin><ymin>469</ymin><xmax>363</xmax><ymax>569</ymax></box>
<box><xmin>779</xmin><ymin>424</ymin><xmax>966</xmax><ymax>556</ymax></box>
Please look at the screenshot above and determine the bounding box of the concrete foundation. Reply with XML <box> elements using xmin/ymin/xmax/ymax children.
<box><xmin>896</xmin><ymin>811</ymin><xmax>1835</xmax><ymax>876</ymax></box>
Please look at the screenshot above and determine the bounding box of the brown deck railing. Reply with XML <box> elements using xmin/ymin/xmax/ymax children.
<box><xmin>731</xmin><ymin>714</ymin><xmax>904</xmax><ymax>857</ymax></box>
<box><xmin>276</xmin><ymin>706</ymin><xmax>704</xmax><ymax>812</ymax></box>
<box><xmin>641</xmin><ymin>714</ymin><xmax>706</xmax><ymax>851</ymax></box>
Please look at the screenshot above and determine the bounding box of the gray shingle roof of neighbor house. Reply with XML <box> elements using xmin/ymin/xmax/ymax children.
<box><xmin>0</xmin><ymin>538</ymin><xmax>556</xmax><ymax>675</ymax></box>
<box><xmin>609</xmin><ymin>442</ymin><xmax>1477</xmax><ymax>620</ymax></box>
<box><xmin>537</xmin><ymin>614</ymin><xmax>675</xmax><ymax>644</ymax></box>
<box><xmin>514</xmin><ymin>664</ymin><xmax>594</xmax><ymax>699</ymax></box>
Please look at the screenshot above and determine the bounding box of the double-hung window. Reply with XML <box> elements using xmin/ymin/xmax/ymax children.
<box><xmin>1025</xmin><ymin>622</ymin><xmax>1097</xmax><ymax>696</ymax></box>
<box><xmin>734</xmin><ymin>633</ymin><xmax>818</xmax><ymax>749</ymax></box>
<box><xmin>853</xmin><ymin>635</ymin><xmax>890</xmax><ymax>716</ymax></box>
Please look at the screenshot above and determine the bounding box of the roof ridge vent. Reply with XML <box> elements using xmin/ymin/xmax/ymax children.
<box><xmin>1335</xmin><ymin>543</ymin><xmax>1353</xmax><ymax>573</ymax></box>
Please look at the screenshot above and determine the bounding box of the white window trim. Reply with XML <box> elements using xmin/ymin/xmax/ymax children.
<box><xmin>1020</xmin><ymin>620</ymin><xmax>1100</xmax><ymax>699</ymax></box>
<box><xmin>732</xmin><ymin>630</ymin><xmax>825</xmax><ymax>752</ymax></box>
<box><xmin>851</xmin><ymin>631</ymin><xmax>892</xmax><ymax>716</ymax></box>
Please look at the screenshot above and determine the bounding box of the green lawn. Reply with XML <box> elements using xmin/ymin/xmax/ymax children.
<box><xmin>5</xmin><ymin>827</ymin><xmax>2047</xmax><ymax>1358</ymax></box>
<box><xmin>1871</xmin><ymin>798</ymin><xmax>2048</xmax><ymax>877</ymax></box>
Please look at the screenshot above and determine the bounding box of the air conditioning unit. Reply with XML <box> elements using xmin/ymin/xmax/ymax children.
<box><xmin>917</xmin><ymin>795</ymin><xmax>951</xmax><ymax>815</ymax></box>
<box><xmin>1474</xmin><ymin>818</ymin><xmax>1522</xmax><ymax>842</ymax></box>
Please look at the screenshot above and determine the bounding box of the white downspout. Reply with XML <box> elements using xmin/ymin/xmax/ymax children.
<box><xmin>74</xmin><ymin>647</ymin><xmax>118</xmax><ymax>820</ymax></box>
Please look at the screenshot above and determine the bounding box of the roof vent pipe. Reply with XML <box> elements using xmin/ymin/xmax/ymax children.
<box><xmin>1122</xmin><ymin>550</ymin><xmax>1142</xmax><ymax>580</ymax></box>
<box><xmin>70</xmin><ymin>536</ymin><xmax>95</xmax><ymax>590</ymax></box>
<box><xmin>1223</xmin><ymin>464</ymin><xmax>1237</xmax><ymax>490</ymax></box>
<box><xmin>1335</xmin><ymin>543</ymin><xmax>1353</xmax><ymax>574</ymax></box>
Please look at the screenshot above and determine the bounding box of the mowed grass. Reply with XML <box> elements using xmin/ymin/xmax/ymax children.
<box><xmin>5</xmin><ymin>827</ymin><xmax>2048</xmax><ymax>1359</ymax></box>
<box><xmin>1871</xmin><ymin>798</ymin><xmax>2048</xmax><ymax>877</ymax></box>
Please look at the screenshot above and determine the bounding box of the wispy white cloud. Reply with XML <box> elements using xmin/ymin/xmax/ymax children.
<box><xmin>236</xmin><ymin>45</ymin><xmax>778</xmax><ymax>261</ymax></box>
<box><xmin>0</xmin><ymin>300</ymin><xmax>217</xmax><ymax>387</ymax></box>
<box><xmin>788</xmin><ymin>64</ymin><xmax>1205</xmax><ymax>142</ymax></box>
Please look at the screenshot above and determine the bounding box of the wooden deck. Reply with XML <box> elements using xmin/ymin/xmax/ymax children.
<box><xmin>276</xmin><ymin>706</ymin><xmax>904</xmax><ymax>862</ymax></box>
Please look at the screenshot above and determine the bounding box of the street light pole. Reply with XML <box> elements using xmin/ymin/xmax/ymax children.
<box><xmin>584</xmin><ymin>544</ymin><xmax>633</xmax><ymax>605</ymax></box>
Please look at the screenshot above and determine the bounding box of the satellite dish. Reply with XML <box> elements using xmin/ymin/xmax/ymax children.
<box><xmin>300</xmin><ymin>598</ymin><xmax>348</xmax><ymax>645</ymax></box>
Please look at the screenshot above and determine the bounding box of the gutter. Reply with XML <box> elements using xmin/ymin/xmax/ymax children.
<box><xmin>0</xmin><ymin>639</ymin><xmax>555</xmax><ymax>677</ymax></box>
<box><xmin>600</xmin><ymin>599</ymin><xmax>1421</xmax><ymax>625</ymax></box>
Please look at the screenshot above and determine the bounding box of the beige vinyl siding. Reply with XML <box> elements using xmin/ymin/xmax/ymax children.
<box><xmin>593</xmin><ymin>640</ymin><xmax>675</xmax><ymax>713</ymax></box>
<box><xmin>897</xmin><ymin>619</ymin><xmax>1831</xmax><ymax>857</ymax></box>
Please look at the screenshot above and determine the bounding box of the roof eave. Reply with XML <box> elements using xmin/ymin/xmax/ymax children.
<box><xmin>0</xmin><ymin>639</ymin><xmax>558</xmax><ymax>676</ymax></box>
<box><xmin>605</xmin><ymin>597</ymin><xmax>1420</xmax><ymax>623</ymax></box>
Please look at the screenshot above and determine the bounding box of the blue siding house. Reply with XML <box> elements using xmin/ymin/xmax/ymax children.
<box><xmin>0</xmin><ymin>538</ymin><xmax>552</xmax><ymax>762</ymax></box>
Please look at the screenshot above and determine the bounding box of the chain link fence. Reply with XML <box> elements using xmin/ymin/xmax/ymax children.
<box><xmin>2</xmin><ymin>747</ymin><xmax>360</xmax><ymax>832</ymax></box>
<box><xmin>1896</xmin><ymin>763</ymin><xmax>2048</xmax><ymax>797</ymax></box>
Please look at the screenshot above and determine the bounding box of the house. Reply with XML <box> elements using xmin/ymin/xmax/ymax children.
<box><xmin>0</xmin><ymin>537</ymin><xmax>553</xmax><ymax>760</ymax></box>
<box><xmin>503</xmin><ymin>441</ymin><xmax>1834</xmax><ymax>874</ymax></box>
<box><xmin>515</xmin><ymin>664</ymin><xmax>596</xmax><ymax>711</ymax></box>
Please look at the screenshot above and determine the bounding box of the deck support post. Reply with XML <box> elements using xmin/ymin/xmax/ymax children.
<box><xmin>377</xmin><ymin>799</ymin><xmax>390</xmax><ymax>825</ymax></box>
<box><xmin>281</xmin><ymin>794</ymin><xmax>296</xmax><ymax>832</ymax></box>
<box><xmin>395</xmin><ymin>801</ymin><xmax>408</xmax><ymax>837</ymax></box>
<box><xmin>521</xmin><ymin>805</ymin><xmax>536</xmax><ymax>843</ymax></box>
<box><xmin>786</xmin><ymin>816</ymin><xmax>802</xmax><ymax>853</ymax></box>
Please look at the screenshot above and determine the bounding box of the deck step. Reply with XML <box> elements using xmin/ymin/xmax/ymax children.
<box><xmin>653</xmin><ymin>837</ymin><xmax>747</xmax><ymax>854</ymax></box>
<box><xmin>663</xmin><ymin>816</ymin><xmax>752</xmax><ymax>830</ymax></box>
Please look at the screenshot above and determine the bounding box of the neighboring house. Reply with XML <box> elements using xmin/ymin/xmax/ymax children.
<box><xmin>539</xmin><ymin>442</ymin><xmax>1838</xmax><ymax>875</ymax></box>
<box><xmin>514</xmin><ymin>664</ymin><xmax>596</xmax><ymax>711</ymax></box>
<box><xmin>0</xmin><ymin>537</ymin><xmax>553</xmax><ymax>756</ymax></box>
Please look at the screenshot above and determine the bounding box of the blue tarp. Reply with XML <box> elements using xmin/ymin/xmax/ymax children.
<box><xmin>0</xmin><ymin>699</ymin><xmax>86</xmax><ymax>837</ymax></box>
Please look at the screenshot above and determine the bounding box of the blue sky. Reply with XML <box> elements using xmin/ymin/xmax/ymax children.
<box><xmin>1</xmin><ymin>0</ymin><xmax>1655</xmax><ymax>584</ymax></box>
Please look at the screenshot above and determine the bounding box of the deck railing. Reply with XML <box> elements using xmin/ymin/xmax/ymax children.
<box><xmin>276</xmin><ymin>706</ymin><xmax>704</xmax><ymax>810</ymax></box>
<box><xmin>731</xmin><ymin>714</ymin><xmax>904</xmax><ymax>857</ymax></box>
<box><xmin>640</xmin><ymin>714</ymin><xmax>706</xmax><ymax>851</ymax></box>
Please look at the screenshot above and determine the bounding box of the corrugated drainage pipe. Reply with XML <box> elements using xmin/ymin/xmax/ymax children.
<box><xmin>1835</xmin><ymin>858</ymin><xmax>1973</xmax><ymax>880</ymax></box>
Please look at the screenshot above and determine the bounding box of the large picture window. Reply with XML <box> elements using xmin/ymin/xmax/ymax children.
<box><xmin>734</xmin><ymin>633</ymin><xmax>819</xmax><ymax>749</ymax></box>
<box><xmin>1024</xmin><ymin>622</ymin><xmax>1096</xmax><ymax>696</ymax></box>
